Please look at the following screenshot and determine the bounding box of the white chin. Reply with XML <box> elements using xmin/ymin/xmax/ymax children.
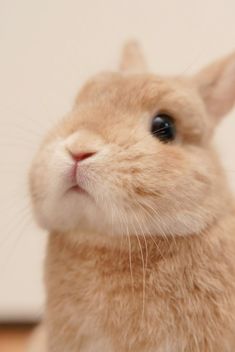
<box><xmin>34</xmin><ymin>191</ymin><xmax>97</xmax><ymax>232</ymax></box>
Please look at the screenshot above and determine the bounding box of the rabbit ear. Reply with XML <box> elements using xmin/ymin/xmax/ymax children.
<box><xmin>119</xmin><ymin>41</ymin><xmax>148</xmax><ymax>73</ymax></box>
<box><xmin>194</xmin><ymin>51</ymin><xmax>235</xmax><ymax>122</ymax></box>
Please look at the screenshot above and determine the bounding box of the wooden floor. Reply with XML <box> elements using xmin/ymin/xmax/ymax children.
<box><xmin>0</xmin><ymin>325</ymin><xmax>34</xmax><ymax>352</ymax></box>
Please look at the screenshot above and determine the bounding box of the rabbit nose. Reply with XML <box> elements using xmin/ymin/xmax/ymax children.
<box><xmin>70</xmin><ymin>151</ymin><xmax>96</xmax><ymax>162</ymax></box>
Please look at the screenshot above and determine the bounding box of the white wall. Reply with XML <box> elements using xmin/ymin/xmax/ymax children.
<box><xmin>0</xmin><ymin>0</ymin><xmax>235</xmax><ymax>321</ymax></box>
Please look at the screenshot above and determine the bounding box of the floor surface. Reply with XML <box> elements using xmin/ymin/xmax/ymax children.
<box><xmin>0</xmin><ymin>325</ymin><xmax>34</xmax><ymax>352</ymax></box>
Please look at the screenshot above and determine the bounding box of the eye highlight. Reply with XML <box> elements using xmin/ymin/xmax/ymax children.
<box><xmin>151</xmin><ymin>114</ymin><xmax>176</xmax><ymax>142</ymax></box>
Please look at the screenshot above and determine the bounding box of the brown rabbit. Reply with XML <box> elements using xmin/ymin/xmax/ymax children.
<box><xmin>29</xmin><ymin>42</ymin><xmax>235</xmax><ymax>351</ymax></box>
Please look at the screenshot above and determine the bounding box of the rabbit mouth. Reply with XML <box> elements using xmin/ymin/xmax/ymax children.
<box><xmin>69</xmin><ymin>184</ymin><xmax>87</xmax><ymax>195</ymax></box>
<box><xmin>66</xmin><ymin>159</ymin><xmax>88</xmax><ymax>195</ymax></box>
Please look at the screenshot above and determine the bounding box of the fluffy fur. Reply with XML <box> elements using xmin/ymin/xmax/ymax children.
<box><xmin>29</xmin><ymin>42</ymin><xmax>235</xmax><ymax>351</ymax></box>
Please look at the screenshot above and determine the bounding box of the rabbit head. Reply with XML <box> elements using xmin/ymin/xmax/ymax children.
<box><xmin>29</xmin><ymin>42</ymin><xmax>235</xmax><ymax>238</ymax></box>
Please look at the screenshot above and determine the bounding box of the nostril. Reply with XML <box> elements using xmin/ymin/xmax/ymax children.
<box><xmin>70</xmin><ymin>151</ymin><xmax>96</xmax><ymax>162</ymax></box>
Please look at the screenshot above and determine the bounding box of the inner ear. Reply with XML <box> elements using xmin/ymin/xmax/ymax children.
<box><xmin>119</xmin><ymin>41</ymin><xmax>148</xmax><ymax>73</ymax></box>
<box><xmin>193</xmin><ymin>51</ymin><xmax>235</xmax><ymax>122</ymax></box>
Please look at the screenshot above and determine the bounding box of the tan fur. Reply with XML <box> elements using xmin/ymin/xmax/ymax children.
<box><xmin>29</xmin><ymin>42</ymin><xmax>235</xmax><ymax>351</ymax></box>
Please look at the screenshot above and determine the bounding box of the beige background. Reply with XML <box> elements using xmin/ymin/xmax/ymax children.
<box><xmin>0</xmin><ymin>0</ymin><xmax>235</xmax><ymax>321</ymax></box>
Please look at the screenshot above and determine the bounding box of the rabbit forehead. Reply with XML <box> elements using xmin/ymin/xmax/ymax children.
<box><xmin>77</xmin><ymin>72</ymin><xmax>196</xmax><ymax>109</ymax></box>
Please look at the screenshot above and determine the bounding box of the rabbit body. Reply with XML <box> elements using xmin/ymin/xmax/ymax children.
<box><xmin>29</xmin><ymin>43</ymin><xmax>235</xmax><ymax>351</ymax></box>
<box><xmin>45</xmin><ymin>220</ymin><xmax>235</xmax><ymax>352</ymax></box>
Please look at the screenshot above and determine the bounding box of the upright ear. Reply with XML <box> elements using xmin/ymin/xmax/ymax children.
<box><xmin>119</xmin><ymin>41</ymin><xmax>148</xmax><ymax>73</ymax></box>
<box><xmin>193</xmin><ymin>51</ymin><xmax>235</xmax><ymax>122</ymax></box>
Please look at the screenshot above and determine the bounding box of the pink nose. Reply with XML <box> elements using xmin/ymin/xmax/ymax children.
<box><xmin>70</xmin><ymin>152</ymin><xmax>96</xmax><ymax>162</ymax></box>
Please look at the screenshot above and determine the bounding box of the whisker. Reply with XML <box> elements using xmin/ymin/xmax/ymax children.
<box><xmin>0</xmin><ymin>209</ymin><xmax>32</xmax><ymax>272</ymax></box>
<box><xmin>0</xmin><ymin>203</ymin><xmax>32</xmax><ymax>248</ymax></box>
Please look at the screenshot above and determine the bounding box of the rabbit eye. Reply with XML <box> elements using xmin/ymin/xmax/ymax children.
<box><xmin>151</xmin><ymin>114</ymin><xmax>176</xmax><ymax>142</ymax></box>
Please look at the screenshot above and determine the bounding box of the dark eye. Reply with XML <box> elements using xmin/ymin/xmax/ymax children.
<box><xmin>151</xmin><ymin>114</ymin><xmax>176</xmax><ymax>142</ymax></box>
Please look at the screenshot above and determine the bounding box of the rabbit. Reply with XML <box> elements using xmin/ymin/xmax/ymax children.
<box><xmin>29</xmin><ymin>41</ymin><xmax>235</xmax><ymax>352</ymax></box>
